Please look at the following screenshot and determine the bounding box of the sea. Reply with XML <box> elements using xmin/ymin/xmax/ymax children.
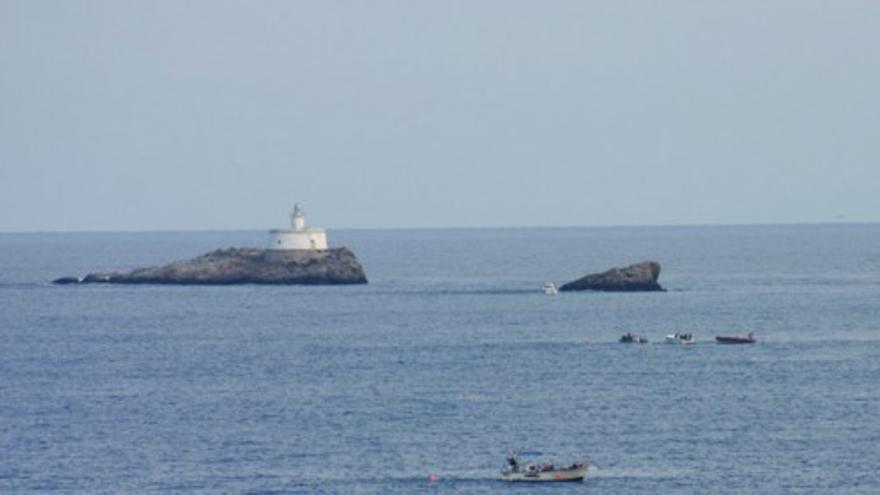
<box><xmin>2</xmin><ymin>224</ymin><xmax>879</xmax><ymax>494</ymax></box>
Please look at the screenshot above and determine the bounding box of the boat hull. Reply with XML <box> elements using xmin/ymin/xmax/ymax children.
<box><xmin>501</xmin><ymin>463</ymin><xmax>588</xmax><ymax>482</ymax></box>
<box><xmin>716</xmin><ymin>336</ymin><xmax>756</xmax><ymax>344</ymax></box>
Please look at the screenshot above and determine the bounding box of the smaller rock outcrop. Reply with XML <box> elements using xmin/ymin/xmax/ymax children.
<box><xmin>82</xmin><ymin>273</ymin><xmax>115</xmax><ymax>283</ymax></box>
<box><xmin>51</xmin><ymin>276</ymin><xmax>80</xmax><ymax>285</ymax></box>
<box><xmin>559</xmin><ymin>261</ymin><xmax>664</xmax><ymax>292</ymax></box>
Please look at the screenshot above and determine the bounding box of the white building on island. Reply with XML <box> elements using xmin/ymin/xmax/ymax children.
<box><xmin>267</xmin><ymin>204</ymin><xmax>328</xmax><ymax>250</ymax></box>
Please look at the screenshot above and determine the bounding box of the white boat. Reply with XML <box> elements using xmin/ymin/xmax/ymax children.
<box><xmin>502</xmin><ymin>452</ymin><xmax>589</xmax><ymax>482</ymax></box>
<box><xmin>543</xmin><ymin>282</ymin><xmax>559</xmax><ymax>295</ymax></box>
<box><xmin>665</xmin><ymin>332</ymin><xmax>695</xmax><ymax>345</ymax></box>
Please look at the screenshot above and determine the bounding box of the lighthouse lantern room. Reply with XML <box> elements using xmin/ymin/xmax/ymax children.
<box><xmin>267</xmin><ymin>204</ymin><xmax>328</xmax><ymax>250</ymax></box>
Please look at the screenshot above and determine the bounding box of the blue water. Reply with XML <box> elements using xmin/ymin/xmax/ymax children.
<box><xmin>2</xmin><ymin>225</ymin><xmax>880</xmax><ymax>493</ymax></box>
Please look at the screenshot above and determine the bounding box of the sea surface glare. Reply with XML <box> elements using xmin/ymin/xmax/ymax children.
<box><xmin>2</xmin><ymin>225</ymin><xmax>880</xmax><ymax>493</ymax></box>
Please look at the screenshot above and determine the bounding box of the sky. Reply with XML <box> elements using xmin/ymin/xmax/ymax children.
<box><xmin>1</xmin><ymin>1</ymin><xmax>878</xmax><ymax>231</ymax></box>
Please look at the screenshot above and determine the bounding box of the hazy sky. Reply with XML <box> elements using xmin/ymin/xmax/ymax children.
<box><xmin>1</xmin><ymin>1</ymin><xmax>878</xmax><ymax>231</ymax></box>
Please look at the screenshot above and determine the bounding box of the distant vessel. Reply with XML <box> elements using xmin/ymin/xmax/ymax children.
<box><xmin>502</xmin><ymin>452</ymin><xmax>589</xmax><ymax>482</ymax></box>
<box><xmin>267</xmin><ymin>204</ymin><xmax>328</xmax><ymax>250</ymax></box>
<box><xmin>665</xmin><ymin>333</ymin><xmax>695</xmax><ymax>345</ymax></box>
<box><xmin>716</xmin><ymin>332</ymin><xmax>757</xmax><ymax>344</ymax></box>
<box><xmin>620</xmin><ymin>332</ymin><xmax>649</xmax><ymax>344</ymax></box>
<box><xmin>543</xmin><ymin>282</ymin><xmax>559</xmax><ymax>295</ymax></box>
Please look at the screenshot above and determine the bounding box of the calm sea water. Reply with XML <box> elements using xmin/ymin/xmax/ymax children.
<box><xmin>2</xmin><ymin>225</ymin><xmax>880</xmax><ymax>494</ymax></box>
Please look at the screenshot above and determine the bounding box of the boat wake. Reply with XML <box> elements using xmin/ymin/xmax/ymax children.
<box><xmin>589</xmin><ymin>466</ymin><xmax>695</xmax><ymax>479</ymax></box>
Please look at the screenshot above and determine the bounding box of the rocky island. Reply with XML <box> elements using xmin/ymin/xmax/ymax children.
<box><xmin>559</xmin><ymin>261</ymin><xmax>664</xmax><ymax>292</ymax></box>
<box><xmin>54</xmin><ymin>247</ymin><xmax>367</xmax><ymax>285</ymax></box>
<box><xmin>53</xmin><ymin>205</ymin><xmax>367</xmax><ymax>286</ymax></box>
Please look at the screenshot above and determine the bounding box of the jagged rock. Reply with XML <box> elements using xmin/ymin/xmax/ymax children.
<box><xmin>52</xmin><ymin>276</ymin><xmax>81</xmax><ymax>284</ymax></box>
<box><xmin>559</xmin><ymin>261</ymin><xmax>664</xmax><ymax>292</ymax></box>
<box><xmin>66</xmin><ymin>247</ymin><xmax>368</xmax><ymax>286</ymax></box>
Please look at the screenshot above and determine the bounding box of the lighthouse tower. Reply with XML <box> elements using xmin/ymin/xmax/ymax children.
<box><xmin>267</xmin><ymin>204</ymin><xmax>328</xmax><ymax>250</ymax></box>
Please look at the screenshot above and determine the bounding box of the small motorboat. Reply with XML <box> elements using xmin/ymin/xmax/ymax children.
<box><xmin>502</xmin><ymin>451</ymin><xmax>589</xmax><ymax>482</ymax></box>
<box><xmin>543</xmin><ymin>282</ymin><xmax>559</xmax><ymax>295</ymax></box>
<box><xmin>716</xmin><ymin>332</ymin><xmax>757</xmax><ymax>344</ymax></box>
<box><xmin>619</xmin><ymin>332</ymin><xmax>649</xmax><ymax>344</ymax></box>
<box><xmin>665</xmin><ymin>332</ymin><xmax>695</xmax><ymax>345</ymax></box>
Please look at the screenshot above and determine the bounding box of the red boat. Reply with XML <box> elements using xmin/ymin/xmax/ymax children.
<box><xmin>715</xmin><ymin>332</ymin><xmax>757</xmax><ymax>344</ymax></box>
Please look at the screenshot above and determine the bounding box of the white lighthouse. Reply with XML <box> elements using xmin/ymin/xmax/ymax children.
<box><xmin>267</xmin><ymin>204</ymin><xmax>328</xmax><ymax>250</ymax></box>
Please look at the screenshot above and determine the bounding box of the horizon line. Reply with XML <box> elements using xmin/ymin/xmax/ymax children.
<box><xmin>1</xmin><ymin>219</ymin><xmax>877</xmax><ymax>235</ymax></box>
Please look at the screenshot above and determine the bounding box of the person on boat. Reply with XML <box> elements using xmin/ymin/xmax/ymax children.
<box><xmin>506</xmin><ymin>454</ymin><xmax>519</xmax><ymax>471</ymax></box>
